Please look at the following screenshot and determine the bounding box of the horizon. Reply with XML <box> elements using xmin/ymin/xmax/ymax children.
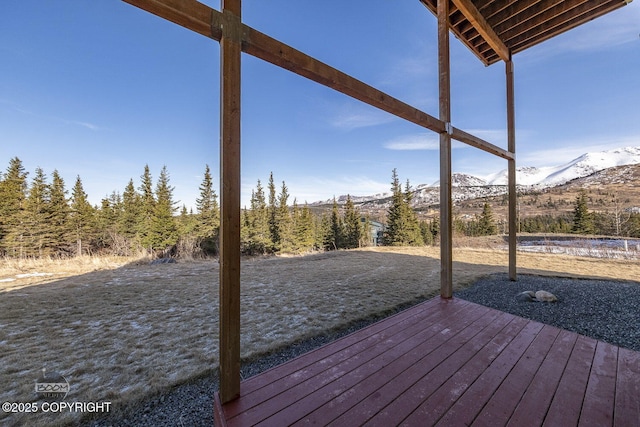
<box><xmin>2</xmin><ymin>1</ymin><xmax>639</xmax><ymax>210</ymax></box>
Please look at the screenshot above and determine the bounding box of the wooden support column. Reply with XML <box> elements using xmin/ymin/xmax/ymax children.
<box><xmin>219</xmin><ymin>0</ymin><xmax>242</xmax><ymax>404</ymax></box>
<box><xmin>506</xmin><ymin>58</ymin><xmax>517</xmax><ymax>281</ymax></box>
<box><xmin>438</xmin><ymin>0</ymin><xmax>453</xmax><ymax>299</ymax></box>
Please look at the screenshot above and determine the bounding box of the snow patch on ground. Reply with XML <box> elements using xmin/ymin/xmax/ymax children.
<box><xmin>15</xmin><ymin>272</ymin><xmax>54</xmax><ymax>279</ymax></box>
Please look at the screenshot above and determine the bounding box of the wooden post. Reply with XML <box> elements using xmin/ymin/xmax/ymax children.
<box><xmin>219</xmin><ymin>0</ymin><xmax>242</xmax><ymax>404</ymax></box>
<box><xmin>506</xmin><ymin>58</ymin><xmax>517</xmax><ymax>281</ymax></box>
<box><xmin>438</xmin><ymin>0</ymin><xmax>453</xmax><ymax>299</ymax></box>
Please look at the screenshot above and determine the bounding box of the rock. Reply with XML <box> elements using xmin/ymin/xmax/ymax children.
<box><xmin>150</xmin><ymin>258</ymin><xmax>177</xmax><ymax>265</ymax></box>
<box><xmin>517</xmin><ymin>291</ymin><xmax>536</xmax><ymax>302</ymax></box>
<box><xmin>535</xmin><ymin>290</ymin><xmax>558</xmax><ymax>302</ymax></box>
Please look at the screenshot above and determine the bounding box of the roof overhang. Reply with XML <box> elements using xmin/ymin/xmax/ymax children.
<box><xmin>420</xmin><ymin>0</ymin><xmax>633</xmax><ymax>65</ymax></box>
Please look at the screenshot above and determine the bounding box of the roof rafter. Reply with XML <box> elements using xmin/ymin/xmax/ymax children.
<box><xmin>450</xmin><ymin>0</ymin><xmax>510</xmax><ymax>62</ymax></box>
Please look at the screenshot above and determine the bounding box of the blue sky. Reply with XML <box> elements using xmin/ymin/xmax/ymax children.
<box><xmin>1</xmin><ymin>1</ymin><xmax>639</xmax><ymax>210</ymax></box>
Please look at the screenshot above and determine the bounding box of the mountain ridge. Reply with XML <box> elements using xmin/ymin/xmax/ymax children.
<box><xmin>312</xmin><ymin>146</ymin><xmax>640</xmax><ymax>207</ymax></box>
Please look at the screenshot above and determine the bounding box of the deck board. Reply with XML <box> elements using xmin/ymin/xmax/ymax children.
<box><xmin>214</xmin><ymin>297</ymin><xmax>640</xmax><ymax>426</ymax></box>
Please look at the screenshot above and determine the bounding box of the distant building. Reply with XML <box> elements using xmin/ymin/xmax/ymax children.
<box><xmin>362</xmin><ymin>218</ymin><xmax>385</xmax><ymax>246</ymax></box>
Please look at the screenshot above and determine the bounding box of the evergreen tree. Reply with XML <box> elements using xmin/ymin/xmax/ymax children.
<box><xmin>420</xmin><ymin>220</ymin><xmax>434</xmax><ymax>245</ymax></box>
<box><xmin>247</xmin><ymin>180</ymin><xmax>270</xmax><ymax>254</ymax></box>
<box><xmin>343</xmin><ymin>195</ymin><xmax>362</xmax><ymax>249</ymax></box>
<box><xmin>324</xmin><ymin>198</ymin><xmax>343</xmax><ymax>250</ymax></box>
<box><xmin>361</xmin><ymin>216</ymin><xmax>373</xmax><ymax>247</ymax></box>
<box><xmin>23</xmin><ymin>168</ymin><xmax>52</xmax><ymax>256</ymax></box>
<box><xmin>69</xmin><ymin>175</ymin><xmax>96</xmax><ymax>255</ymax></box>
<box><xmin>384</xmin><ymin>169</ymin><xmax>404</xmax><ymax>246</ymax></box>
<box><xmin>277</xmin><ymin>181</ymin><xmax>294</xmax><ymax>252</ymax></box>
<box><xmin>176</xmin><ymin>204</ymin><xmax>201</xmax><ymax>258</ymax></box>
<box><xmin>477</xmin><ymin>202</ymin><xmax>498</xmax><ymax>235</ymax></box>
<box><xmin>0</xmin><ymin>158</ymin><xmax>28</xmax><ymax>256</ymax></box>
<box><xmin>196</xmin><ymin>164</ymin><xmax>220</xmax><ymax>254</ymax></box>
<box><xmin>267</xmin><ymin>172</ymin><xmax>279</xmax><ymax>251</ymax></box>
<box><xmin>48</xmin><ymin>170</ymin><xmax>71</xmax><ymax>254</ymax></box>
<box><xmin>572</xmin><ymin>191</ymin><xmax>594</xmax><ymax>234</ymax></box>
<box><xmin>294</xmin><ymin>202</ymin><xmax>315</xmax><ymax>252</ymax></box>
<box><xmin>384</xmin><ymin>170</ymin><xmax>423</xmax><ymax>246</ymax></box>
<box><xmin>149</xmin><ymin>165</ymin><xmax>178</xmax><ymax>251</ymax></box>
<box><xmin>96</xmin><ymin>194</ymin><xmax>118</xmax><ymax>252</ymax></box>
<box><xmin>401</xmin><ymin>180</ymin><xmax>424</xmax><ymax>245</ymax></box>
<box><xmin>138</xmin><ymin>165</ymin><xmax>155</xmax><ymax>249</ymax></box>
<box><xmin>121</xmin><ymin>179</ymin><xmax>141</xmax><ymax>239</ymax></box>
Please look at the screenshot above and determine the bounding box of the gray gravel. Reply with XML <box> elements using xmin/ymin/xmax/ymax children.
<box><xmin>455</xmin><ymin>273</ymin><xmax>640</xmax><ymax>352</ymax></box>
<box><xmin>85</xmin><ymin>274</ymin><xmax>639</xmax><ymax>426</ymax></box>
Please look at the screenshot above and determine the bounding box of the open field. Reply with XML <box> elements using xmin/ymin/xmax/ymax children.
<box><xmin>1</xmin><ymin>245</ymin><xmax>639</xmax><ymax>426</ymax></box>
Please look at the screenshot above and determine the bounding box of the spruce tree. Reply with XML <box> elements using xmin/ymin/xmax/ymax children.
<box><xmin>48</xmin><ymin>170</ymin><xmax>71</xmax><ymax>254</ymax></box>
<box><xmin>572</xmin><ymin>191</ymin><xmax>594</xmax><ymax>234</ymax></box>
<box><xmin>247</xmin><ymin>180</ymin><xmax>270</xmax><ymax>254</ymax></box>
<box><xmin>23</xmin><ymin>168</ymin><xmax>50</xmax><ymax>257</ymax></box>
<box><xmin>96</xmin><ymin>194</ymin><xmax>118</xmax><ymax>252</ymax></box>
<box><xmin>401</xmin><ymin>180</ymin><xmax>424</xmax><ymax>245</ymax></box>
<box><xmin>138</xmin><ymin>165</ymin><xmax>155</xmax><ymax>249</ymax></box>
<box><xmin>324</xmin><ymin>198</ymin><xmax>343</xmax><ymax>250</ymax></box>
<box><xmin>277</xmin><ymin>181</ymin><xmax>294</xmax><ymax>252</ymax></box>
<box><xmin>121</xmin><ymin>179</ymin><xmax>141</xmax><ymax>240</ymax></box>
<box><xmin>69</xmin><ymin>176</ymin><xmax>96</xmax><ymax>255</ymax></box>
<box><xmin>343</xmin><ymin>195</ymin><xmax>362</xmax><ymax>249</ymax></box>
<box><xmin>384</xmin><ymin>170</ymin><xmax>423</xmax><ymax>246</ymax></box>
<box><xmin>478</xmin><ymin>202</ymin><xmax>498</xmax><ymax>235</ymax></box>
<box><xmin>294</xmin><ymin>202</ymin><xmax>315</xmax><ymax>252</ymax></box>
<box><xmin>149</xmin><ymin>165</ymin><xmax>178</xmax><ymax>252</ymax></box>
<box><xmin>267</xmin><ymin>172</ymin><xmax>279</xmax><ymax>251</ymax></box>
<box><xmin>420</xmin><ymin>220</ymin><xmax>434</xmax><ymax>245</ymax></box>
<box><xmin>0</xmin><ymin>158</ymin><xmax>28</xmax><ymax>256</ymax></box>
<box><xmin>196</xmin><ymin>164</ymin><xmax>220</xmax><ymax>254</ymax></box>
<box><xmin>384</xmin><ymin>168</ymin><xmax>404</xmax><ymax>246</ymax></box>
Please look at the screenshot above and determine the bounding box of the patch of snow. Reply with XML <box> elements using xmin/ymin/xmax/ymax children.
<box><xmin>487</xmin><ymin>146</ymin><xmax>640</xmax><ymax>187</ymax></box>
<box><xmin>15</xmin><ymin>272</ymin><xmax>54</xmax><ymax>279</ymax></box>
<box><xmin>0</xmin><ymin>278</ymin><xmax>16</xmax><ymax>283</ymax></box>
<box><xmin>315</xmin><ymin>145</ymin><xmax>640</xmax><ymax>205</ymax></box>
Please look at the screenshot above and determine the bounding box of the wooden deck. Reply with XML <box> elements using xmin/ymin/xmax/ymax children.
<box><xmin>214</xmin><ymin>297</ymin><xmax>640</xmax><ymax>426</ymax></box>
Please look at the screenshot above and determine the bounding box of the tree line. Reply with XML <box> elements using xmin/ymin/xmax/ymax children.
<box><xmin>517</xmin><ymin>191</ymin><xmax>640</xmax><ymax>237</ymax></box>
<box><xmin>10</xmin><ymin>154</ymin><xmax>633</xmax><ymax>260</ymax></box>
<box><xmin>0</xmin><ymin>158</ymin><xmax>445</xmax><ymax>259</ymax></box>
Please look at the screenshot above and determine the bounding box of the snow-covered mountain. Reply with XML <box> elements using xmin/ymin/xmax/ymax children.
<box><xmin>485</xmin><ymin>146</ymin><xmax>640</xmax><ymax>187</ymax></box>
<box><xmin>313</xmin><ymin>146</ymin><xmax>640</xmax><ymax>207</ymax></box>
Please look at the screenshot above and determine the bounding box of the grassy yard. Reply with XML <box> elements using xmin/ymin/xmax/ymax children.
<box><xmin>1</xmin><ymin>246</ymin><xmax>638</xmax><ymax>426</ymax></box>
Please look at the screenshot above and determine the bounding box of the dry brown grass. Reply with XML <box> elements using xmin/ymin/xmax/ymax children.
<box><xmin>0</xmin><ymin>255</ymin><xmax>141</xmax><ymax>291</ymax></box>
<box><xmin>1</xmin><ymin>246</ymin><xmax>638</xmax><ymax>425</ymax></box>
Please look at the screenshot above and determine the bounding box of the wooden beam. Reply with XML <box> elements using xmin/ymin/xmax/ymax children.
<box><xmin>438</xmin><ymin>0</ymin><xmax>453</xmax><ymax>299</ymax></box>
<box><xmin>451</xmin><ymin>127</ymin><xmax>513</xmax><ymax>161</ymax></box>
<box><xmin>122</xmin><ymin>0</ymin><xmax>216</xmax><ymax>39</ymax></box>
<box><xmin>124</xmin><ymin>0</ymin><xmax>509</xmax><ymax>160</ymax></box>
<box><xmin>219</xmin><ymin>0</ymin><xmax>242</xmax><ymax>404</ymax></box>
<box><xmin>241</xmin><ymin>25</ymin><xmax>445</xmax><ymax>134</ymax></box>
<box><xmin>450</xmin><ymin>0</ymin><xmax>510</xmax><ymax>62</ymax></box>
<box><xmin>506</xmin><ymin>59</ymin><xmax>517</xmax><ymax>281</ymax></box>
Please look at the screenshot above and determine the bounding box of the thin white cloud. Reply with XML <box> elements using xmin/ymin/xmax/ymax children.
<box><xmin>287</xmin><ymin>176</ymin><xmax>391</xmax><ymax>204</ymax></box>
<box><xmin>385</xmin><ymin>133</ymin><xmax>439</xmax><ymax>150</ymax></box>
<box><xmin>521</xmin><ymin>3</ymin><xmax>640</xmax><ymax>60</ymax></box>
<box><xmin>330</xmin><ymin>103</ymin><xmax>397</xmax><ymax>130</ymax></box>
<box><xmin>10</xmin><ymin>103</ymin><xmax>104</xmax><ymax>131</ymax></box>
<box><xmin>556</xmin><ymin>4</ymin><xmax>640</xmax><ymax>52</ymax></box>
<box><xmin>65</xmin><ymin>119</ymin><xmax>102</xmax><ymax>131</ymax></box>
<box><xmin>384</xmin><ymin>133</ymin><xmax>471</xmax><ymax>151</ymax></box>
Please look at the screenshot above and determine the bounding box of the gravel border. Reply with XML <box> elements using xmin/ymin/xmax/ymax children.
<box><xmin>84</xmin><ymin>274</ymin><xmax>639</xmax><ymax>426</ymax></box>
<box><xmin>455</xmin><ymin>273</ymin><xmax>640</xmax><ymax>352</ymax></box>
